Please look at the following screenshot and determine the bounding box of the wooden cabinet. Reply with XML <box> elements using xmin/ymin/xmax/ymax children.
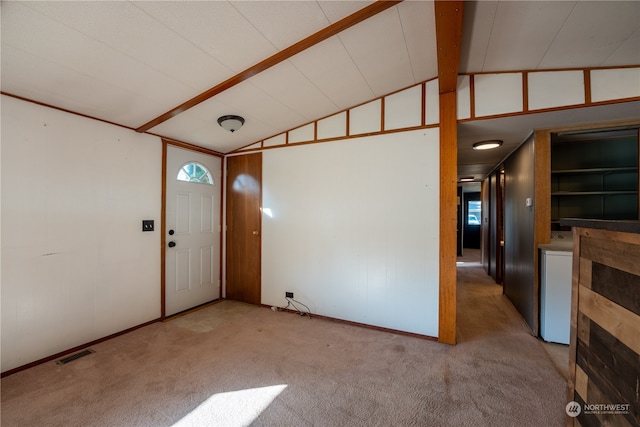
<box><xmin>551</xmin><ymin>129</ymin><xmax>639</xmax><ymax>230</ymax></box>
<box><xmin>561</xmin><ymin>219</ymin><xmax>640</xmax><ymax>427</ymax></box>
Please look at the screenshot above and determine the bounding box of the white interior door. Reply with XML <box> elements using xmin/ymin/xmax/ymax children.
<box><xmin>165</xmin><ymin>146</ymin><xmax>222</xmax><ymax>316</ymax></box>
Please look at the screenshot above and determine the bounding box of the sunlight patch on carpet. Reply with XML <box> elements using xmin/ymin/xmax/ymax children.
<box><xmin>172</xmin><ymin>384</ymin><xmax>287</xmax><ymax>426</ymax></box>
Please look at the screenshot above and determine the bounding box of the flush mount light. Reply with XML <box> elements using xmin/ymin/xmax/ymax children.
<box><xmin>217</xmin><ymin>115</ymin><xmax>245</xmax><ymax>133</ymax></box>
<box><xmin>472</xmin><ymin>140</ymin><xmax>503</xmax><ymax>150</ymax></box>
<box><xmin>459</xmin><ymin>176</ymin><xmax>475</xmax><ymax>182</ymax></box>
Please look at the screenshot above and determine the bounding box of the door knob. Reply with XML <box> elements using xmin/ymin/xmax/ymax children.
<box><xmin>168</xmin><ymin>241</ymin><xmax>176</xmax><ymax>248</ymax></box>
<box><xmin>252</xmin><ymin>230</ymin><xmax>259</xmax><ymax>235</ymax></box>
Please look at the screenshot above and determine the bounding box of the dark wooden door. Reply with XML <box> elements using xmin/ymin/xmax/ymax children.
<box><xmin>496</xmin><ymin>170</ymin><xmax>505</xmax><ymax>285</ymax></box>
<box><xmin>226</xmin><ymin>153</ymin><xmax>262</xmax><ymax>305</ymax></box>
<box><xmin>488</xmin><ymin>170</ymin><xmax>505</xmax><ymax>285</ymax></box>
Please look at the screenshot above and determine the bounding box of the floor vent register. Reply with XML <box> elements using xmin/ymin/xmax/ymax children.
<box><xmin>56</xmin><ymin>349</ymin><xmax>95</xmax><ymax>366</ymax></box>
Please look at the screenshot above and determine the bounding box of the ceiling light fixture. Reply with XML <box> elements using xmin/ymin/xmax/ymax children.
<box><xmin>459</xmin><ymin>176</ymin><xmax>475</xmax><ymax>182</ymax></box>
<box><xmin>217</xmin><ymin>115</ymin><xmax>245</xmax><ymax>133</ymax></box>
<box><xmin>472</xmin><ymin>140</ymin><xmax>503</xmax><ymax>150</ymax></box>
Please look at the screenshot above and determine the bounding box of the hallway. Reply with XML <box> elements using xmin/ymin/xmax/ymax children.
<box><xmin>456</xmin><ymin>247</ymin><xmax>570</xmax><ymax>379</ymax></box>
<box><xmin>457</xmin><ymin>248</ymin><xmax>527</xmax><ymax>343</ymax></box>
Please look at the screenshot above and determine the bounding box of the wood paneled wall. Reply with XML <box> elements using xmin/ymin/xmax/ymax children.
<box><xmin>567</xmin><ymin>226</ymin><xmax>640</xmax><ymax>427</ymax></box>
<box><xmin>503</xmin><ymin>135</ymin><xmax>537</xmax><ymax>333</ymax></box>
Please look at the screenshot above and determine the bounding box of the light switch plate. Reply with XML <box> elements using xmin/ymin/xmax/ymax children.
<box><xmin>142</xmin><ymin>220</ymin><xmax>154</xmax><ymax>232</ymax></box>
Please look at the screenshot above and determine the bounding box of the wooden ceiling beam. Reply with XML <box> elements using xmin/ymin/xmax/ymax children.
<box><xmin>136</xmin><ymin>0</ymin><xmax>402</xmax><ymax>134</ymax></box>
<box><xmin>434</xmin><ymin>1</ymin><xmax>464</xmax><ymax>94</ymax></box>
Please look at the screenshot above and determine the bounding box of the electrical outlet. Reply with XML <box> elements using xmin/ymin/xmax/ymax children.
<box><xmin>285</xmin><ymin>292</ymin><xmax>294</xmax><ymax>298</ymax></box>
<box><xmin>142</xmin><ymin>220</ymin><xmax>154</xmax><ymax>232</ymax></box>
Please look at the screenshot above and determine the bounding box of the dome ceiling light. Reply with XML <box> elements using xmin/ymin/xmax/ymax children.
<box><xmin>217</xmin><ymin>115</ymin><xmax>245</xmax><ymax>133</ymax></box>
<box><xmin>472</xmin><ymin>140</ymin><xmax>503</xmax><ymax>150</ymax></box>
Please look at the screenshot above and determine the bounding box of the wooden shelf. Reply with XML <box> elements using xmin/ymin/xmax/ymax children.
<box><xmin>551</xmin><ymin>167</ymin><xmax>638</xmax><ymax>174</ymax></box>
<box><xmin>550</xmin><ymin>130</ymin><xmax>639</xmax><ymax>231</ymax></box>
<box><xmin>552</xmin><ymin>191</ymin><xmax>638</xmax><ymax>196</ymax></box>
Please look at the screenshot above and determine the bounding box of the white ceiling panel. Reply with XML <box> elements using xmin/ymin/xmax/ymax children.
<box><xmin>150</xmin><ymin>100</ymin><xmax>278</xmax><ymax>154</ymax></box>
<box><xmin>232</xmin><ymin>1</ymin><xmax>330</xmax><ymax>50</ymax></box>
<box><xmin>288</xmin><ymin>36</ymin><xmax>374</xmax><ymax>110</ymax></box>
<box><xmin>133</xmin><ymin>1</ymin><xmax>277</xmax><ymax>73</ymax></box>
<box><xmin>25</xmin><ymin>1</ymin><xmax>233</xmax><ymax>94</ymax></box>
<box><xmin>249</xmin><ymin>60</ymin><xmax>339</xmax><ymax>121</ymax></box>
<box><xmin>155</xmin><ymin>79</ymin><xmax>308</xmax><ymax>152</ymax></box>
<box><xmin>150</xmin><ymin>107</ymin><xmax>232</xmax><ymax>152</ymax></box>
<box><xmin>539</xmin><ymin>1</ymin><xmax>640</xmax><ymax>68</ymax></box>
<box><xmin>1</xmin><ymin>2</ymin><xmax>203</xmax><ymax>126</ymax></box>
<box><xmin>318</xmin><ymin>0</ymin><xmax>376</xmax><ymax>23</ymax></box>
<box><xmin>459</xmin><ymin>1</ymin><xmax>498</xmax><ymax>74</ymax></box>
<box><xmin>603</xmin><ymin>28</ymin><xmax>640</xmax><ymax>66</ymax></box>
<box><xmin>461</xmin><ymin>1</ymin><xmax>640</xmax><ymax>74</ymax></box>
<box><xmin>481</xmin><ymin>1</ymin><xmax>575</xmax><ymax>72</ymax></box>
<box><xmin>214</xmin><ymin>81</ymin><xmax>309</xmax><ymax>133</ymax></box>
<box><xmin>338</xmin><ymin>6</ymin><xmax>415</xmax><ymax>96</ymax></box>
<box><xmin>397</xmin><ymin>0</ymin><xmax>438</xmax><ymax>82</ymax></box>
<box><xmin>0</xmin><ymin>45</ymin><xmax>157</xmax><ymax>127</ymax></box>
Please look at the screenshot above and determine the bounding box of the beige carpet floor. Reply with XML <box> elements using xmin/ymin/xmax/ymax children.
<box><xmin>1</xmin><ymin>251</ymin><xmax>568</xmax><ymax>426</ymax></box>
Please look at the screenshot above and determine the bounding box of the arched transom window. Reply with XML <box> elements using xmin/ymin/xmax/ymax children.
<box><xmin>177</xmin><ymin>162</ymin><xmax>214</xmax><ymax>185</ymax></box>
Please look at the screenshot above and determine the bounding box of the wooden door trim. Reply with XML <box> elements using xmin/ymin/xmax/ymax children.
<box><xmin>161</xmin><ymin>140</ymin><xmax>168</xmax><ymax>319</ymax></box>
<box><xmin>220</xmin><ymin>159</ymin><xmax>226</xmax><ymax>299</ymax></box>
<box><xmin>533</xmin><ymin>130</ymin><xmax>551</xmax><ymax>336</ymax></box>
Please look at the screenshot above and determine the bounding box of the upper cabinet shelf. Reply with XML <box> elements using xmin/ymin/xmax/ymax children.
<box><xmin>551</xmin><ymin>190</ymin><xmax>637</xmax><ymax>196</ymax></box>
<box><xmin>551</xmin><ymin>166</ymin><xmax>638</xmax><ymax>175</ymax></box>
<box><xmin>550</xmin><ymin>128</ymin><xmax>639</xmax><ymax>228</ymax></box>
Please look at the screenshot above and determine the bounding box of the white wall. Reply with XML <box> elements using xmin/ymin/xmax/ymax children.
<box><xmin>261</xmin><ymin>128</ymin><xmax>440</xmax><ymax>336</ymax></box>
<box><xmin>1</xmin><ymin>96</ymin><xmax>162</xmax><ymax>372</ymax></box>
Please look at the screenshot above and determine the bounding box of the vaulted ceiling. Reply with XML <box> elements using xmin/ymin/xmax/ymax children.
<box><xmin>2</xmin><ymin>1</ymin><xmax>639</xmax><ymax>180</ymax></box>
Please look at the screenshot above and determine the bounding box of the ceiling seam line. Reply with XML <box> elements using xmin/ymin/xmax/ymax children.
<box><xmin>599</xmin><ymin>26</ymin><xmax>640</xmax><ymax>68</ymax></box>
<box><xmin>534</xmin><ymin>1</ymin><xmax>579</xmax><ymax>70</ymax></box>
<box><xmin>480</xmin><ymin>3</ymin><xmax>499</xmax><ymax>72</ymax></box>
<box><xmin>287</xmin><ymin>59</ymin><xmax>342</xmax><ymax>113</ymax></box>
<box><xmin>227</xmin><ymin>1</ymin><xmax>281</xmax><ymax>54</ymax></box>
<box><xmin>22</xmin><ymin>1</ymin><xmax>208</xmax><ymax>96</ymax></box>
<box><xmin>396</xmin><ymin>5</ymin><xmax>418</xmax><ymax>84</ymax></box>
<box><xmin>336</xmin><ymin>33</ymin><xmax>376</xmax><ymax>99</ymax></box>
<box><xmin>129</xmin><ymin>1</ymin><xmax>235</xmax><ymax>76</ymax></box>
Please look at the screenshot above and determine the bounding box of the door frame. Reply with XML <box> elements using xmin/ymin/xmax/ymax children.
<box><xmin>160</xmin><ymin>139</ymin><xmax>224</xmax><ymax>319</ymax></box>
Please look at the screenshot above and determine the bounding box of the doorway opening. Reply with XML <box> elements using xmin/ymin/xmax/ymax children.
<box><xmin>463</xmin><ymin>193</ymin><xmax>481</xmax><ymax>250</ymax></box>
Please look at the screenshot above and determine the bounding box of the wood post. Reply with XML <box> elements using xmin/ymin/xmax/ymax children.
<box><xmin>435</xmin><ymin>0</ymin><xmax>464</xmax><ymax>345</ymax></box>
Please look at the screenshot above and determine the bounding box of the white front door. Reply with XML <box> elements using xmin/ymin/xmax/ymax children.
<box><xmin>165</xmin><ymin>146</ymin><xmax>222</xmax><ymax>316</ymax></box>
